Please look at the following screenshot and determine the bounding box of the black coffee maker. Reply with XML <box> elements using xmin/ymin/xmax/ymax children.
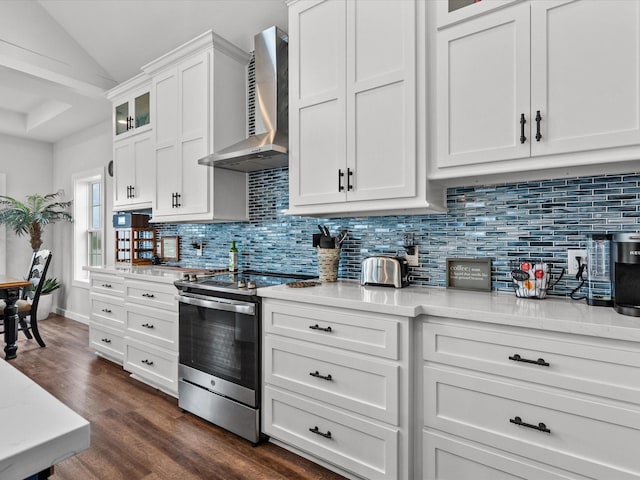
<box><xmin>612</xmin><ymin>233</ymin><xmax>640</xmax><ymax>316</ymax></box>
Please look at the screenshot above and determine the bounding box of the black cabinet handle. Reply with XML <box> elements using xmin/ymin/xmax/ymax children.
<box><xmin>520</xmin><ymin>113</ymin><xmax>527</xmax><ymax>144</ymax></box>
<box><xmin>510</xmin><ymin>416</ymin><xmax>550</xmax><ymax>434</ymax></box>
<box><xmin>130</xmin><ymin>185</ymin><xmax>135</xmax><ymax>198</ymax></box>
<box><xmin>347</xmin><ymin>168</ymin><xmax>354</xmax><ymax>191</ymax></box>
<box><xmin>338</xmin><ymin>169</ymin><xmax>345</xmax><ymax>192</ymax></box>
<box><xmin>129</xmin><ymin>116</ymin><xmax>135</xmax><ymax>130</ymax></box>
<box><xmin>309</xmin><ymin>324</ymin><xmax>332</xmax><ymax>333</ymax></box>
<box><xmin>141</xmin><ymin>359</ymin><xmax>154</xmax><ymax>366</ymax></box>
<box><xmin>101</xmin><ymin>308</ymin><xmax>112</xmax><ymax>313</ymax></box>
<box><xmin>101</xmin><ymin>284</ymin><xmax>112</xmax><ymax>288</ymax></box>
<box><xmin>141</xmin><ymin>323</ymin><xmax>154</xmax><ymax>329</ymax></box>
<box><xmin>175</xmin><ymin>192</ymin><xmax>181</xmax><ymax>208</ymax></box>
<box><xmin>309</xmin><ymin>426</ymin><xmax>332</xmax><ymax>439</ymax></box>
<box><xmin>142</xmin><ymin>293</ymin><xmax>155</xmax><ymax>298</ymax></box>
<box><xmin>309</xmin><ymin>370</ymin><xmax>333</xmax><ymax>381</ymax></box>
<box><xmin>535</xmin><ymin>110</ymin><xmax>542</xmax><ymax>141</ymax></box>
<box><xmin>101</xmin><ymin>338</ymin><xmax>111</xmax><ymax>344</ymax></box>
<box><xmin>508</xmin><ymin>354</ymin><xmax>549</xmax><ymax>367</ymax></box>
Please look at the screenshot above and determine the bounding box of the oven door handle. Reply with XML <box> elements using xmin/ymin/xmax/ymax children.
<box><xmin>176</xmin><ymin>294</ymin><xmax>255</xmax><ymax>315</ymax></box>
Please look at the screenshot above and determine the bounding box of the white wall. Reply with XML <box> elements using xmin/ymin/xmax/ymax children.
<box><xmin>0</xmin><ymin>133</ymin><xmax>53</xmax><ymax>276</ymax></box>
<box><xmin>52</xmin><ymin>120</ymin><xmax>113</xmax><ymax>323</ymax></box>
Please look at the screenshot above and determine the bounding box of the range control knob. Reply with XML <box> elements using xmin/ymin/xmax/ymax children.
<box><xmin>238</xmin><ymin>280</ymin><xmax>247</xmax><ymax>288</ymax></box>
<box><xmin>247</xmin><ymin>280</ymin><xmax>257</xmax><ymax>289</ymax></box>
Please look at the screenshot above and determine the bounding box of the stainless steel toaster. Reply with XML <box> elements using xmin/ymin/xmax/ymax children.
<box><xmin>360</xmin><ymin>256</ymin><xmax>410</xmax><ymax>288</ymax></box>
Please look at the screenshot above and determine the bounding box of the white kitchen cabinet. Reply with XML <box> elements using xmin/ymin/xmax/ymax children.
<box><xmin>419</xmin><ymin>316</ymin><xmax>640</xmax><ymax>479</ymax></box>
<box><xmin>436</xmin><ymin>0</ymin><xmax>519</xmax><ymax>29</ymax></box>
<box><xmin>432</xmin><ymin>0</ymin><xmax>640</xmax><ymax>181</ymax></box>
<box><xmin>106</xmin><ymin>74</ymin><xmax>154</xmax><ymax>210</ymax></box>
<box><xmin>287</xmin><ymin>0</ymin><xmax>445</xmax><ymax>217</ymax></box>
<box><xmin>144</xmin><ymin>31</ymin><xmax>250</xmax><ymax>223</ymax></box>
<box><xmin>89</xmin><ymin>271</ymin><xmax>125</xmax><ymax>364</ymax></box>
<box><xmin>262</xmin><ymin>299</ymin><xmax>411</xmax><ymax>480</ymax></box>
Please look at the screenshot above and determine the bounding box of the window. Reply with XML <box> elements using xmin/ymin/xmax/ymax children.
<box><xmin>73</xmin><ymin>169</ymin><xmax>104</xmax><ymax>285</ymax></box>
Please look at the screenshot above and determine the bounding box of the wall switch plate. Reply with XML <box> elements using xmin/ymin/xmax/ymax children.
<box><xmin>406</xmin><ymin>246</ymin><xmax>419</xmax><ymax>267</ymax></box>
<box><xmin>567</xmin><ymin>248</ymin><xmax>587</xmax><ymax>275</ymax></box>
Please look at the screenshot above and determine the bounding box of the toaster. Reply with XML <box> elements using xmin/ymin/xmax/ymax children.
<box><xmin>360</xmin><ymin>256</ymin><xmax>410</xmax><ymax>288</ymax></box>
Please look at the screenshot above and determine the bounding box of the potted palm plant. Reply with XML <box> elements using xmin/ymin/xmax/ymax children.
<box><xmin>0</xmin><ymin>191</ymin><xmax>72</xmax><ymax>251</ymax></box>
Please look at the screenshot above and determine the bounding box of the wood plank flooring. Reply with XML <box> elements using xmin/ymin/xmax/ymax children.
<box><xmin>8</xmin><ymin>315</ymin><xmax>347</xmax><ymax>480</ymax></box>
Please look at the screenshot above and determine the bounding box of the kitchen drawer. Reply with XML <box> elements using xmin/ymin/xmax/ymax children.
<box><xmin>90</xmin><ymin>323</ymin><xmax>125</xmax><ymax>364</ymax></box>
<box><xmin>423</xmin><ymin>319</ymin><xmax>640</xmax><ymax>405</ymax></box>
<box><xmin>124</xmin><ymin>337</ymin><xmax>178</xmax><ymax>394</ymax></box>
<box><xmin>90</xmin><ymin>272</ymin><xmax>125</xmax><ymax>297</ymax></box>
<box><xmin>265</xmin><ymin>335</ymin><xmax>399</xmax><ymax>424</ymax></box>
<box><xmin>422</xmin><ymin>429</ymin><xmax>592</xmax><ymax>480</ymax></box>
<box><xmin>424</xmin><ymin>365</ymin><xmax>640</xmax><ymax>480</ymax></box>
<box><xmin>126</xmin><ymin>303</ymin><xmax>177</xmax><ymax>351</ymax></box>
<box><xmin>125</xmin><ymin>279</ymin><xmax>178</xmax><ymax>312</ymax></box>
<box><xmin>90</xmin><ymin>293</ymin><xmax>125</xmax><ymax>331</ymax></box>
<box><xmin>263</xmin><ymin>386</ymin><xmax>398</xmax><ymax>480</ymax></box>
<box><xmin>263</xmin><ymin>299</ymin><xmax>400</xmax><ymax>360</ymax></box>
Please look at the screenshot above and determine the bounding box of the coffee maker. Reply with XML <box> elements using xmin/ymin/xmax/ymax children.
<box><xmin>612</xmin><ymin>233</ymin><xmax>640</xmax><ymax>316</ymax></box>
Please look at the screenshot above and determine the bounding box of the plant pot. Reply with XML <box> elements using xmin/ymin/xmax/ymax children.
<box><xmin>36</xmin><ymin>294</ymin><xmax>53</xmax><ymax>321</ymax></box>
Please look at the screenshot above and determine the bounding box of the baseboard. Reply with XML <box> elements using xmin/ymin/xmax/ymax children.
<box><xmin>55</xmin><ymin>307</ymin><xmax>89</xmax><ymax>325</ymax></box>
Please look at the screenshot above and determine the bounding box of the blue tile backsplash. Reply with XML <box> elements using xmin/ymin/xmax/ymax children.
<box><xmin>155</xmin><ymin>167</ymin><xmax>640</xmax><ymax>298</ymax></box>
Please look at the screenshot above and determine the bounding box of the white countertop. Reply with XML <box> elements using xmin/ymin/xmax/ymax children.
<box><xmin>0</xmin><ymin>360</ymin><xmax>90</xmax><ymax>480</ymax></box>
<box><xmin>85</xmin><ymin>264</ymin><xmax>210</xmax><ymax>284</ymax></box>
<box><xmin>259</xmin><ymin>280</ymin><xmax>640</xmax><ymax>342</ymax></box>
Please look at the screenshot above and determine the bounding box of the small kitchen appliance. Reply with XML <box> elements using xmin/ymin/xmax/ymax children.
<box><xmin>174</xmin><ymin>270</ymin><xmax>315</xmax><ymax>443</ymax></box>
<box><xmin>360</xmin><ymin>256</ymin><xmax>409</xmax><ymax>288</ymax></box>
<box><xmin>586</xmin><ymin>233</ymin><xmax>613</xmax><ymax>306</ymax></box>
<box><xmin>612</xmin><ymin>233</ymin><xmax>640</xmax><ymax>316</ymax></box>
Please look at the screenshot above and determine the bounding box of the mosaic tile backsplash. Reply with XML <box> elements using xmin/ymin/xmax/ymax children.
<box><xmin>154</xmin><ymin>168</ymin><xmax>640</xmax><ymax>298</ymax></box>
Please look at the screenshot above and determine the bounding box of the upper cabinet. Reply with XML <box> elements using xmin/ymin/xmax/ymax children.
<box><xmin>142</xmin><ymin>31</ymin><xmax>251</xmax><ymax>223</ymax></box>
<box><xmin>287</xmin><ymin>0</ymin><xmax>445</xmax><ymax>217</ymax></box>
<box><xmin>432</xmin><ymin>0</ymin><xmax>640</xmax><ymax>182</ymax></box>
<box><xmin>107</xmin><ymin>74</ymin><xmax>154</xmax><ymax>211</ymax></box>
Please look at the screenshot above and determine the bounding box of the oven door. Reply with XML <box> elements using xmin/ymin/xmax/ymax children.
<box><xmin>177</xmin><ymin>293</ymin><xmax>259</xmax><ymax>406</ymax></box>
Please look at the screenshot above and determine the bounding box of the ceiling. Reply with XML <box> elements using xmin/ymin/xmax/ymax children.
<box><xmin>0</xmin><ymin>0</ymin><xmax>288</xmax><ymax>143</ymax></box>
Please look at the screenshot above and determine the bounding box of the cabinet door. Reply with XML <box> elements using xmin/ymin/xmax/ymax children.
<box><xmin>346</xmin><ymin>0</ymin><xmax>416</xmax><ymax>202</ymax></box>
<box><xmin>153</xmin><ymin>68</ymin><xmax>180</xmax><ymax>217</ymax></box>
<box><xmin>436</xmin><ymin>2</ymin><xmax>530</xmax><ymax>168</ymax></box>
<box><xmin>177</xmin><ymin>52</ymin><xmax>212</xmax><ymax>216</ymax></box>
<box><xmin>132</xmin><ymin>132</ymin><xmax>154</xmax><ymax>205</ymax></box>
<box><xmin>289</xmin><ymin>0</ymin><xmax>347</xmax><ymax>207</ymax></box>
<box><xmin>113</xmin><ymin>140</ymin><xmax>133</xmax><ymax>207</ymax></box>
<box><xmin>531</xmin><ymin>0</ymin><xmax>640</xmax><ymax>157</ymax></box>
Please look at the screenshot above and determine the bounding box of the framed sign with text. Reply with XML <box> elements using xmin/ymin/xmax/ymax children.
<box><xmin>446</xmin><ymin>258</ymin><xmax>492</xmax><ymax>292</ymax></box>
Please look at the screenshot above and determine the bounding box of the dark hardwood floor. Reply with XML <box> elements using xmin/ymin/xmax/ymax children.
<box><xmin>9</xmin><ymin>315</ymin><xmax>347</xmax><ymax>480</ymax></box>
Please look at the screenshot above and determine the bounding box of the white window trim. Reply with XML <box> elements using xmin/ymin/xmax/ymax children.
<box><xmin>73</xmin><ymin>167</ymin><xmax>105</xmax><ymax>287</ymax></box>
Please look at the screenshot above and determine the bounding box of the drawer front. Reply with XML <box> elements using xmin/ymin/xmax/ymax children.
<box><xmin>263</xmin><ymin>300</ymin><xmax>400</xmax><ymax>359</ymax></box>
<box><xmin>125</xmin><ymin>280</ymin><xmax>178</xmax><ymax>312</ymax></box>
<box><xmin>126</xmin><ymin>303</ymin><xmax>177</xmax><ymax>351</ymax></box>
<box><xmin>422</xmin><ymin>430</ymin><xmax>591</xmax><ymax>480</ymax></box>
<box><xmin>264</xmin><ymin>386</ymin><xmax>398</xmax><ymax>480</ymax></box>
<box><xmin>90</xmin><ymin>323</ymin><xmax>125</xmax><ymax>363</ymax></box>
<box><xmin>424</xmin><ymin>365</ymin><xmax>640</xmax><ymax>479</ymax></box>
<box><xmin>125</xmin><ymin>338</ymin><xmax>178</xmax><ymax>393</ymax></box>
<box><xmin>90</xmin><ymin>294</ymin><xmax>125</xmax><ymax>331</ymax></box>
<box><xmin>265</xmin><ymin>336</ymin><xmax>399</xmax><ymax>424</ymax></box>
<box><xmin>90</xmin><ymin>273</ymin><xmax>124</xmax><ymax>297</ymax></box>
<box><xmin>424</xmin><ymin>319</ymin><xmax>640</xmax><ymax>405</ymax></box>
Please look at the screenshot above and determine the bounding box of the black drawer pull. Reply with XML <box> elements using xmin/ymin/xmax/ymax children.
<box><xmin>508</xmin><ymin>354</ymin><xmax>549</xmax><ymax>367</ymax></box>
<box><xmin>510</xmin><ymin>416</ymin><xmax>550</xmax><ymax>434</ymax></box>
<box><xmin>141</xmin><ymin>359</ymin><xmax>154</xmax><ymax>366</ymax></box>
<box><xmin>519</xmin><ymin>113</ymin><xmax>527</xmax><ymax>144</ymax></box>
<box><xmin>101</xmin><ymin>283</ymin><xmax>112</xmax><ymax>288</ymax></box>
<box><xmin>141</xmin><ymin>323</ymin><xmax>154</xmax><ymax>329</ymax></box>
<box><xmin>101</xmin><ymin>308</ymin><xmax>112</xmax><ymax>313</ymax></box>
<box><xmin>309</xmin><ymin>426</ymin><xmax>332</xmax><ymax>439</ymax></box>
<box><xmin>142</xmin><ymin>293</ymin><xmax>155</xmax><ymax>298</ymax></box>
<box><xmin>309</xmin><ymin>370</ymin><xmax>332</xmax><ymax>381</ymax></box>
<box><xmin>535</xmin><ymin>110</ymin><xmax>542</xmax><ymax>141</ymax></box>
<box><xmin>338</xmin><ymin>169</ymin><xmax>345</xmax><ymax>192</ymax></box>
<box><xmin>101</xmin><ymin>338</ymin><xmax>111</xmax><ymax>344</ymax></box>
<box><xmin>309</xmin><ymin>324</ymin><xmax>332</xmax><ymax>333</ymax></box>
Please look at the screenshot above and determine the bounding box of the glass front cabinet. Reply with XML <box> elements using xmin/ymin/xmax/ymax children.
<box><xmin>436</xmin><ymin>0</ymin><xmax>518</xmax><ymax>28</ymax></box>
<box><xmin>107</xmin><ymin>73</ymin><xmax>152</xmax><ymax>139</ymax></box>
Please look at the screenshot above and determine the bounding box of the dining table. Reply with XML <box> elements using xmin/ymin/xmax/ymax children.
<box><xmin>1</xmin><ymin>275</ymin><xmax>31</xmax><ymax>360</ymax></box>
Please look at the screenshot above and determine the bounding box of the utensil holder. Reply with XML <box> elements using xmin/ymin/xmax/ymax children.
<box><xmin>317</xmin><ymin>247</ymin><xmax>340</xmax><ymax>282</ymax></box>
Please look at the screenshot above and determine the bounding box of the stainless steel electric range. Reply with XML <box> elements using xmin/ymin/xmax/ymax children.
<box><xmin>174</xmin><ymin>270</ymin><xmax>315</xmax><ymax>444</ymax></box>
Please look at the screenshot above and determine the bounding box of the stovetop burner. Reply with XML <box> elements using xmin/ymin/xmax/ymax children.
<box><xmin>175</xmin><ymin>269</ymin><xmax>316</xmax><ymax>296</ymax></box>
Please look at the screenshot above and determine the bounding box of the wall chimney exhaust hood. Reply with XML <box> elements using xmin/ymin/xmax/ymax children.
<box><xmin>198</xmin><ymin>26</ymin><xmax>288</xmax><ymax>172</ymax></box>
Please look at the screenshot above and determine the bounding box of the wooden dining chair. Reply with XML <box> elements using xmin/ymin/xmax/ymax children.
<box><xmin>0</xmin><ymin>249</ymin><xmax>53</xmax><ymax>347</ymax></box>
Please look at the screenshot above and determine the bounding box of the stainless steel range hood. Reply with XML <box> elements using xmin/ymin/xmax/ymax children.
<box><xmin>199</xmin><ymin>26</ymin><xmax>288</xmax><ymax>172</ymax></box>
